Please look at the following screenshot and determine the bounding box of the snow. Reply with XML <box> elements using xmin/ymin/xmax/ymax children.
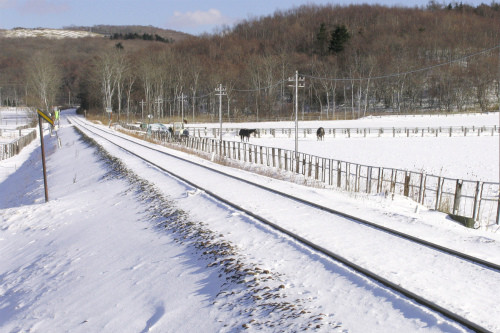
<box><xmin>1</xmin><ymin>28</ymin><xmax>102</xmax><ymax>39</ymax></box>
<box><xmin>191</xmin><ymin>112</ymin><xmax>500</xmax><ymax>182</ymax></box>
<box><xmin>1</xmin><ymin>110</ymin><xmax>500</xmax><ymax>332</ymax></box>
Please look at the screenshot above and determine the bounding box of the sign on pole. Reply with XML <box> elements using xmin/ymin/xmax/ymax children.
<box><xmin>37</xmin><ymin>108</ymin><xmax>54</xmax><ymax>126</ymax></box>
<box><xmin>37</xmin><ymin>109</ymin><xmax>53</xmax><ymax>202</ymax></box>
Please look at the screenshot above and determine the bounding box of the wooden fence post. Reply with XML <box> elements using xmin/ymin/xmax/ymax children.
<box><xmin>337</xmin><ymin>161</ymin><xmax>342</xmax><ymax>188</ymax></box>
<box><xmin>390</xmin><ymin>169</ymin><xmax>395</xmax><ymax>193</ymax></box>
<box><xmin>472</xmin><ymin>181</ymin><xmax>481</xmax><ymax>221</ymax></box>
<box><xmin>404</xmin><ymin>172</ymin><xmax>410</xmax><ymax>197</ymax></box>
<box><xmin>377</xmin><ymin>168</ymin><xmax>382</xmax><ymax>193</ymax></box>
<box><xmin>452</xmin><ymin>179</ymin><xmax>463</xmax><ymax>215</ymax></box>
<box><xmin>278</xmin><ymin>149</ymin><xmax>282</xmax><ymax>169</ymax></box>
<box><xmin>435</xmin><ymin>177</ymin><xmax>442</xmax><ymax>211</ymax></box>
<box><xmin>345</xmin><ymin>163</ymin><xmax>350</xmax><ymax>190</ymax></box>
<box><xmin>329</xmin><ymin>159</ymin><xmax>333</xmax><ymax>186</ymax></box>
<box><xmin>355</xmin><ymin>164</ymin><xmax>360</xmax><ymax>192</ymax></box>
<box><xmin>418</xmin><ymin>173</ymin><xmax>425</xmax><ymax>203</ymax></box>
<box><xmin>367</xmin><ymin>166</ymin><xmax>372</xmax><ymax>193</ymax></box>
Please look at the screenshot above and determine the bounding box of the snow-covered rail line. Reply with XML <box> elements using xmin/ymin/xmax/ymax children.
<box><xmin>70</xmin><ymin>116</ymin><xmax>500</xmax><ymax>333</ymax></box>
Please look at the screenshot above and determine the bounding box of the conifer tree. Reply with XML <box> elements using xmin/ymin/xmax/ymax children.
<box><xmin>315</xmin><ymin>23</ymin><xmax>328</xmax><ymax>56</ymax></box>
<box><xmin>328</xmin><ymin>25</ymin><xmax>350</xmax><ymax>54</ymax></box>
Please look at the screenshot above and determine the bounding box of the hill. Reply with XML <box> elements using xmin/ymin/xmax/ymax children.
<box><xmin>64</xmin><ymin>25</ymin><xmax>192</xmax><ymax>42</ymax></box>
<box><xmin>0</xmin><ymin>28</ymin><xmax>103</xmax><ymax>39</ymax></box>
<box><xmin>0</xmin><ymin>3</ymin><xmax>499</xmax><ymax>118</ymax></box>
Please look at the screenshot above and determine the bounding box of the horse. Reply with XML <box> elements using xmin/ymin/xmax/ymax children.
<box><xmin>238</xmin><ymin>128</ymin><xmax>257</xmax><ymax>141</ymax></box>
<box><xmin>317</xmin><ymin>127</ymin><xmax>325</xmax><ymax>141</ymax></box>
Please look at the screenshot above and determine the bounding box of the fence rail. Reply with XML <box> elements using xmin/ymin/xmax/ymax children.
<box><xmin>0</xmin><ymin>129</ymin><xmax>37</xmax><ymax>161</ymax></box>
<box><xmin>124</xmin><ymin>123</ymin><xmax>500</xmax><ymax>227</ymax></box>
<box><xmin>186</xmin><ymin>125</ymin><xmax>499</xmax><ymax>139</ymax></box>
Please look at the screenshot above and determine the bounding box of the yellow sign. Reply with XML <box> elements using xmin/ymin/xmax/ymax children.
<box><xmin>37</xmin><ymin>109</ymin><xmax>54</xmax><ymax>126</ymax></box>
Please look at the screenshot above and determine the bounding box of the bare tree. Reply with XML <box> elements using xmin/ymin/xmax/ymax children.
<box><xmin>26</xmin><ymin>51</ymin><xmax>61</xmax><ymax>112</ymax></box>
<box><xmin>95</xmin><ymin>50</ymin><xmax>117</xmax><ymax>114</ymax></box>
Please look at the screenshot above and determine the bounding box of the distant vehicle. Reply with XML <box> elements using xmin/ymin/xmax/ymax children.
<box><xmin>147</xmin><ymin>123</ymin><xmax>171</xmax><ymax>139</ymax></box>
<box><xmin>147</xmin><ymin>123</ymin><xmax>169</xmax><ymax>133</ymax></box>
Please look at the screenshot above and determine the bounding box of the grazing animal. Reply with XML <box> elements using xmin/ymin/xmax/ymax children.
<box><xmin>317</xmin><ymin>127</ymin><xmax>325</xmax><ymax>141</ymax></box>
<box><xmin>238</xmin><ymin>128</ymin><xmax>257</xmax><ymax>142</ymax></box>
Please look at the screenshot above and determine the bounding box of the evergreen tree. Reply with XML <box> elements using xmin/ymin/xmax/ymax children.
<box><xmin>328</xmin><ymin>25</ymin><xmax>350</xmax><ymax>54</ymax></box>
<box><xmin>315</xmin><ymin>23</ymin><xmax>328</xmax><ymax>56</ymax></box>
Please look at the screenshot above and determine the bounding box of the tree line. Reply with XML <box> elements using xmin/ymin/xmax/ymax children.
<box><xmin>1</xmin><ymin>2</ymin><xmax>499</xmax><ymax>122</ymax></box>
<box><xmin>109</xmin><ymin>32</ymin><xmax>172</xmax><ymax>43</ymax></box>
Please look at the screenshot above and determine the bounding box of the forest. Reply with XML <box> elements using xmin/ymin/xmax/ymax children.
<box><xmin>0</xmin><ymin>2</ymin><xmax>499</xmax><ymax>122</ymax></box>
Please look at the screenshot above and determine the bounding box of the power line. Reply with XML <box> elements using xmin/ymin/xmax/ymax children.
<box><xmin>303</xmin><ymin>44</ymin><xmax>500</xmax><ymax>82</ymax></box>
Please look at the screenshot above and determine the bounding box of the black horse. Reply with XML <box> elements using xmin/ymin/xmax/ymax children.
<box><xmin>317</xmin><ymin>127</ymin><xmax>325</xmax><ymax>141</ymax></box>
<box><xmin>239</xmin><ymin>128</ymin><xmax>257</xmax><ymax>141</ymax></box>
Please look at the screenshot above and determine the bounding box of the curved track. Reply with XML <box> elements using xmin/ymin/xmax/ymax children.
<box><xmin>70</xmin><ymin>116</ymin><xmax>498</xmax><ymax>333</ymax></box>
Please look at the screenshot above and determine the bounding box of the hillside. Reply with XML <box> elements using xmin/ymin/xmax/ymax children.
<box><xmin>0</xmin><ymin>3</ymin><xmax>499</xmax><ymax>119</ymax></box>
<box><xmin>64</xmin><ymin>25</ymin><xmax>192</xmax><ymax>41</ymax></box>
<box><xmin>0</xmin><ymin>28</ymin><xmax>104</xmax><ymax>39</ymax></box>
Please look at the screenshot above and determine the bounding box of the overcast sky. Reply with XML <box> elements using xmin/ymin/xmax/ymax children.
<box><xmin>0</xmin><ymin>0</ymin><xmax>492</xmax><ymax>35</ymax></box>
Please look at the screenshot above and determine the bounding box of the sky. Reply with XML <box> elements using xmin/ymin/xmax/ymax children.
<box><xmin>0</xmin><ymin>0</ymin><xmax>494</xmax><ymax>35</ymax></box>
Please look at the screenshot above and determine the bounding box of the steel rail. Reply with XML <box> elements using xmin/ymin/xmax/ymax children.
<box><xmin>71</xmin><ymin>116</ymin><xmax>494</xmax><ymax>333</ymax></box>
<box><xmin>72</xmin><ymin>117</ymin><xmax>500</xmax><ymax>272</ymax></box>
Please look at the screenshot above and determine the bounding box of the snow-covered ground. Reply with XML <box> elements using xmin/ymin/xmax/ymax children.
<box><xmin>1</xmin><ymin>110</ymin><xmax>499</xmax><ymax>332</ymax></box>
<box><xmin>0</xmin><ymin>108</ymin><xmax>36</xmax><ymax>144</ymax></box>
<box><xmin>191</xmin><ymin>112</ymin><xmax>499</xmax><ymax>182</ymax></box>
<box><xmin>0</xmin><ymin>108</ymin><xmax>34</xmax><ymax>127</ymax></box>
<box><xmin>0</xmin><ymin>28</ymin><xmax>102</xmax><ymax>39</ymax></box>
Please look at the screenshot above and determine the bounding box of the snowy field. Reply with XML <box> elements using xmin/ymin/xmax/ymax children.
<box><xmin>191</xmin><ymin>112</ymin><xmax>499</xmax><ymax>182</ymax></box>
<box><xmin>1</xmin><ymin>110</ymin><xmax>499</xmax><ymax>332</ymax></box>
<box><xmin>0</xmin><ymin>108</ymin><xmax>34</xmax><ymax>128</ymax></box>
<box><xmin>0</xmin><ymin>108</ymin><xmax>36</xmax><ymax>144</ymax></box>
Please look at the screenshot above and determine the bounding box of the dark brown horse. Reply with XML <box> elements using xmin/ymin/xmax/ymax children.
<box><xmin>239</xmin><ymin>128</ymin><xmax>257</xmax><ymax>141</ymax></box>
<box><xmin>317</xmin><ymin>127</ymin><xmax>325</xmax><ymax>140</ymax></box>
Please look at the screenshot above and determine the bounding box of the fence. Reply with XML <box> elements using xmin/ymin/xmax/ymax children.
<box><xmin>134</xmin><ymin>127</ymin><xmax>500</xmax><ymax>227</ymax></box>
<box><xmin>0</xmin><ymin>129</ymin><xmax>37</xmax><ymax>161</ymax></box>
<box><xmin>185</xmin><ymin>125</ymin><xmax>499</xmax><ymax>139</ymax></box>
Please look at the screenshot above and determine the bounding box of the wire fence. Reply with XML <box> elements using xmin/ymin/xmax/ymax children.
<box><xmin>127</xmin><ymin>124</ymin><xmax>499</xmax><ymax>227</ymax></box>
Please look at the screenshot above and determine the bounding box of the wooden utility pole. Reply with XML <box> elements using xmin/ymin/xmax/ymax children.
<box><xmin>37</xmin><ymin>109</ymin><xmax>54</xmax><ymax>202</ymax></box>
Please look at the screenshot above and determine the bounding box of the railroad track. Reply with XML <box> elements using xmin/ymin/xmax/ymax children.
<box><xmin>69</xmin><ymin>116</ymin><xmax>498</xmax><ymax>333</ymax></box>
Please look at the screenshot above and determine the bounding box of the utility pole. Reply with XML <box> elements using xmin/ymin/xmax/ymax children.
<box><xmin>288</xmin><ymin>70</ymin><xmax>305</xmax><ymax>160</ymax></box>
<box><xmin>140</xmin><ymin>100</ymin><xmax>145</xmax><ymax>121</ymax></box>
<box><xmin>154</xmin><ymin>97</ymin><xmax>163</xmax><ymax>122</ymax></box>
<box><xmin>215</xmin><ymin>84</ymin><xmax>226</xmax><ymax>146</ymax></box>
<box><xmin>36</xmin><ymin>109</ymin><xmax>54</xmax><ymax>203</ymax></box>
<box><xmin>179</xmin><ymin>93</ymin><xmax>187</xmax><ymax>126</ymax></box>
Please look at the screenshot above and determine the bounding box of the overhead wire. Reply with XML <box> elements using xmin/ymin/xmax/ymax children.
<box><xmin>303</xmin><ymin>44</ymin><xmax>500</xmax><ymax>82</ymax></box>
